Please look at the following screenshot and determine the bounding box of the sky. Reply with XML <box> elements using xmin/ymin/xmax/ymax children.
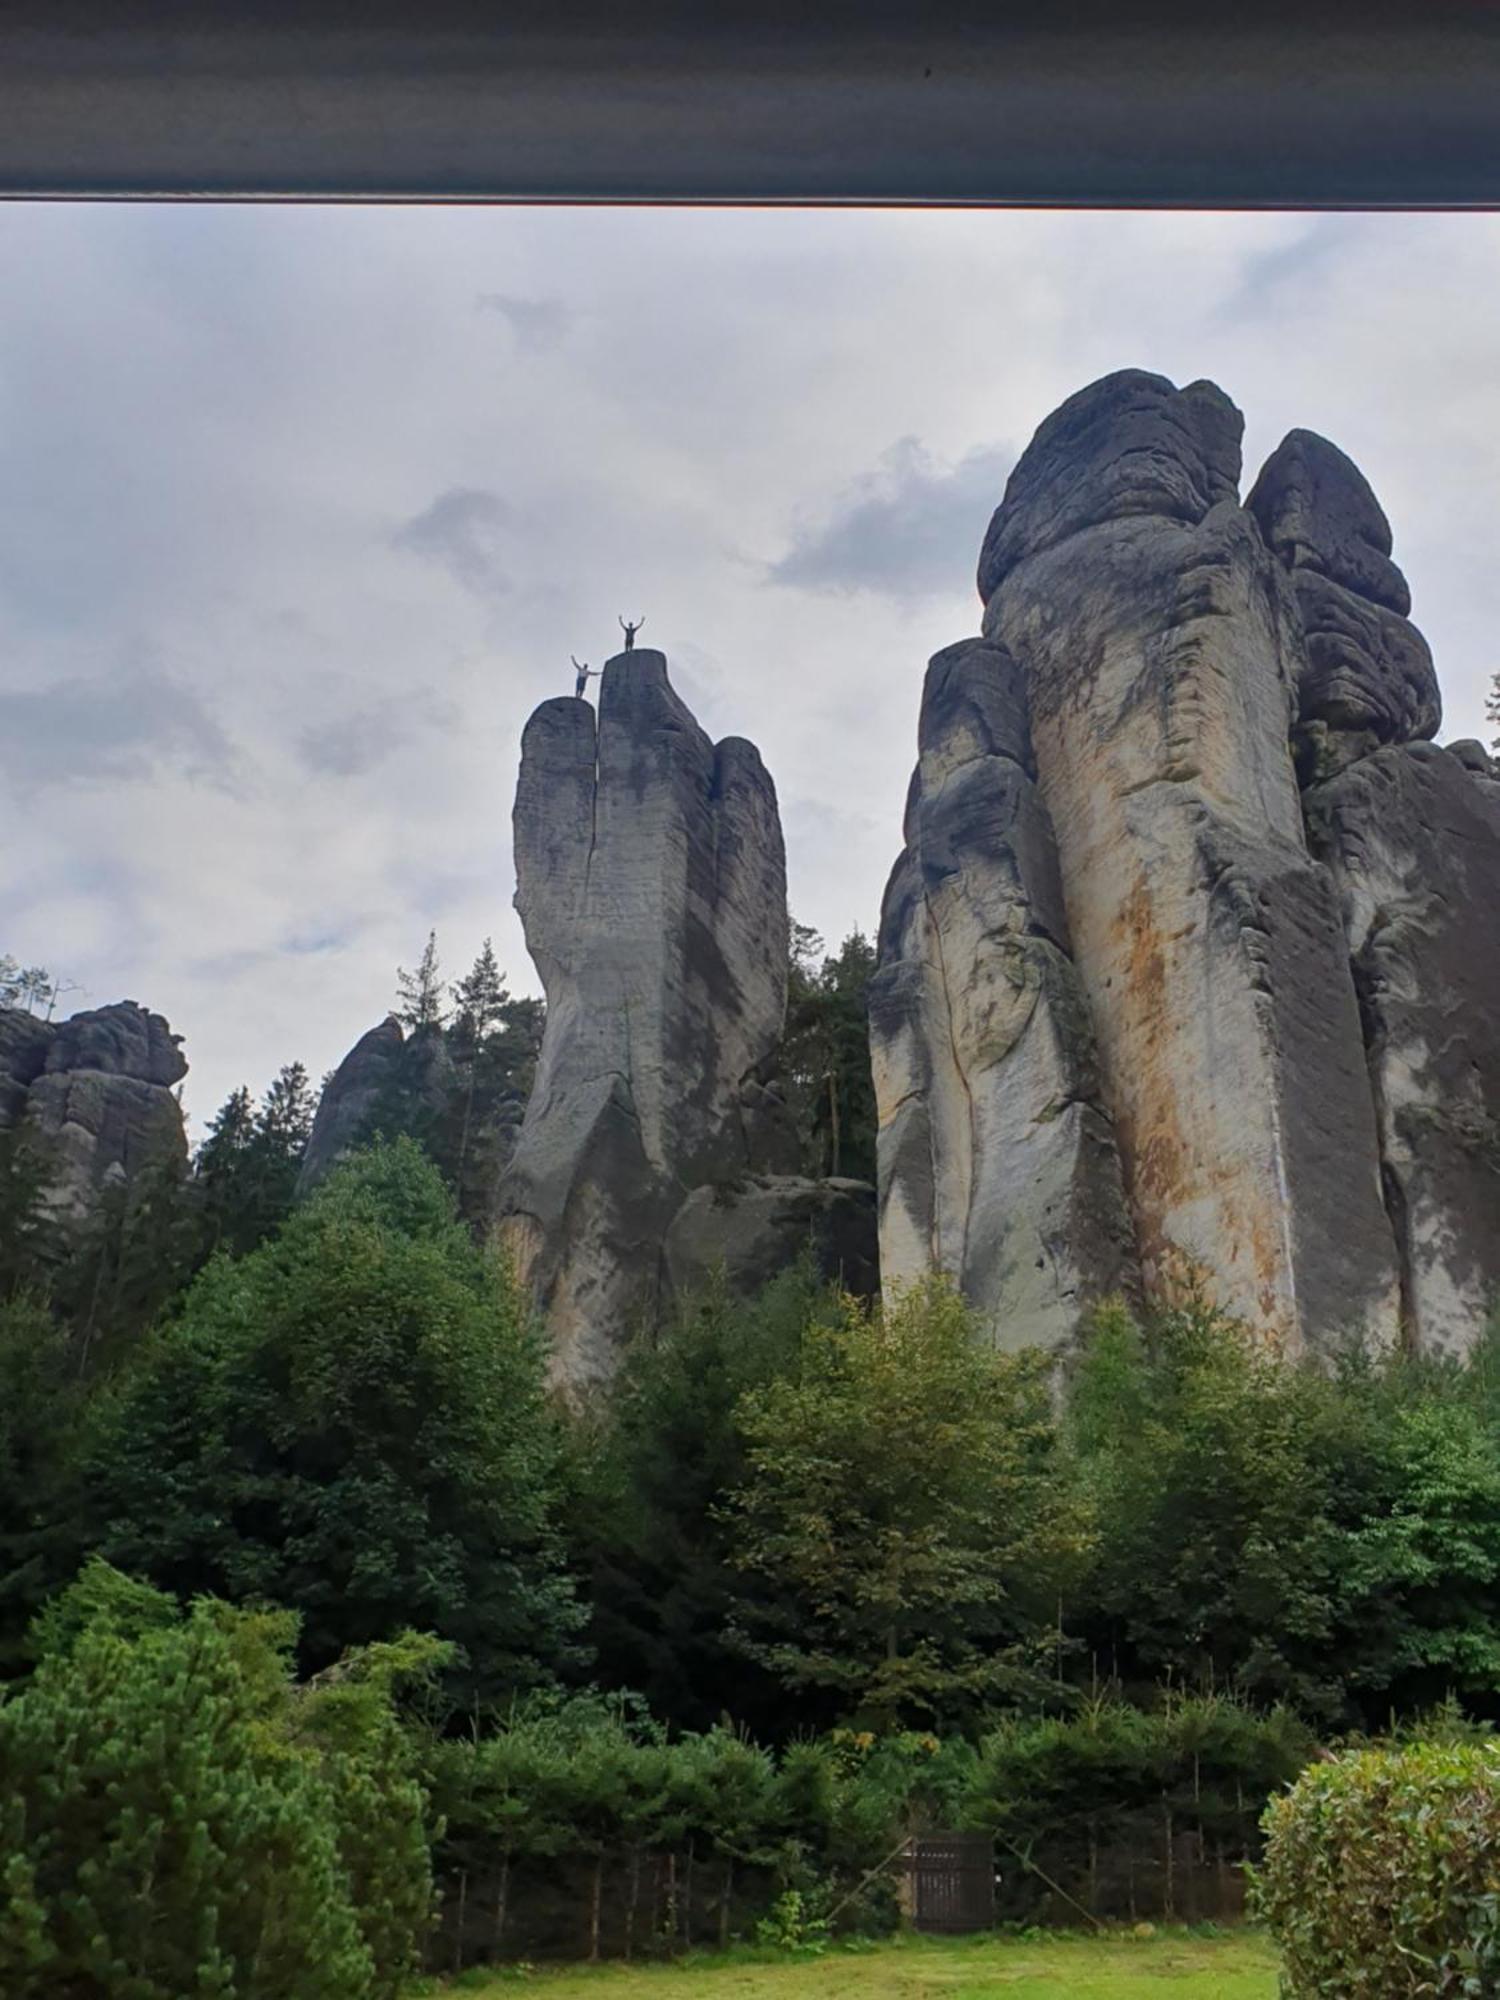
<box><xmin>1</xmin><ymin>205</ymin><xmax>1496</xmax><ymax>1133</ymax></box>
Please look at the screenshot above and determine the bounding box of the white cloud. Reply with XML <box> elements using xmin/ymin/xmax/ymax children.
<box><xmin>0</xmin><ymin>203</ymin><xmax>1495</xmax><ymax>1132</ymax></box>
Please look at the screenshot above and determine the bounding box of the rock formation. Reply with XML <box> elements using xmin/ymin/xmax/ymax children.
<box><xmin>0</xmin><ymin>1000</ymin><xmax>188</xmax><ymax>1227</ymax></box>
<box><xmin>663</xmin><ymin>1175</ymin><xmax>879</xmax><ymax>1307</ymax></box>
<box><xmin>878</xmin><ymin>368</ymin><xmax>1498</xmax><ymax>1357</ymax></box>
<box><xmin>869</xmin><ymin>639</ymin><xmax>1138</xmax><ymax>1349</ymax></box>
<box><xmin>496</xmin><ymin>647</ymin><xmax>872</xmax><ymax>1386</ymax></box>
<box><xmin>1250</xmin><ymin>434</ymin><xmax>1500</xmax><ymax>1355</ymax></box>
<box><xmin>297</xmin><ymin>1016</ymin><xmax>455</xmax><ymax>1195</ymax></box>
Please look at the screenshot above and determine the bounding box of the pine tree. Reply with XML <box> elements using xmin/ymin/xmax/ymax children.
<box><xmin>1487</xmin><ymin>665</ymin><xmax>1499</xmax><ymax>751</ymax></box>
<box><xmin>0</xmin><ymin>1123</ymin><xmax>59</xmax><ymax>1300</ymax></box>
<box><xmin>194</xmin><ymin>1065</ymin><xmax>317</xmax><ymax>1260</ymax></box>
<box><xmin>441</xmin><ymin>941</ymin><xmax>543</xmax><ymax>1219</ymax></box>
<box><xmin>396</xmin><ymin>930</ymin><xmax>447</xmax><ymax>1033</ymax></box>
<box><xmin>780</xmin><ymin>925</ymin><xmax>877</xmax><ymax>1181</ymax></box>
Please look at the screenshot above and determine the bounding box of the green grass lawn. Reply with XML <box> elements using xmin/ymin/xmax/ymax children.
<box><xmin>426</xmin><ymin>1927</ymin><xmax>1279</xmax><ymax>1999</ymax></box>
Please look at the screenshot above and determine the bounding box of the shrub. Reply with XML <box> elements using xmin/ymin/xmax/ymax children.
<box><xmin>1254</xmin><ymin>1740</ymin><xmax>1500</xmax><ymax>1996</ymax></box>
<box><xmin>0</xmin><ymin>1561</ymin><xmax>440</xmax><ymax>2000</ymax></box>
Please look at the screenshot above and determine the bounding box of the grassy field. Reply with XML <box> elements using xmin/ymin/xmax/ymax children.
<box><xmin>427</xmin><ymin>1927</ymin><xmax>1280</xmax><ymax>1999</ymax></box>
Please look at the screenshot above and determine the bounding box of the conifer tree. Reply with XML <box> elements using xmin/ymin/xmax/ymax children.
<box><xmin>396</xmin><ymin>930</ymin><xmax>447</xmax><ymax>1033</ymax></box>
<box><xmin>1488</xmin><ymin>665</ymin><xmax>1499</xmax><ymax>751</ymax></box>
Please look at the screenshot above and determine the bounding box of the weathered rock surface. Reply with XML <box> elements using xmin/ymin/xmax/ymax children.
<box><xmin>975</xmin><ymin>370</ymin><xmax>1402</xmax><ymax>1352</ymax></box>
<box><xmin>0</xmin><ymin>1009</ymin><xmax>55</xmax><ymax>1127</ymax></box>
<box><xmin>298</xmin><ymin>1016</ymin><xmax>417</xmax><ymax>1194</ymax></box>
<box><xmin>1248</xmin><ymin>429</ymin><xmax>1440</xmax><ymax>777</ymax></box>
<box><xmin>496</xmin><ymin>649</ymin><xmax>800</xmax><ymax>1387</ymax></box>
<box><xmin>870</xmin><ymin>638</ymin><xmax>1137</xmax><ymax>1348</ymax></box>
<box><xmin>663</xmin><ymin>1174</ymin><xmax>878</xmax><ymax>1306</ymax></box>
<box><xmin>1305</xmin><ymin>734</ymin><xmax>1500</xmax><ymax>1354</ymax></box>
<box><xmin>1</xmin><ymin>1001</ymin><xmax>188</xmax><ymax>1226</ymax></box>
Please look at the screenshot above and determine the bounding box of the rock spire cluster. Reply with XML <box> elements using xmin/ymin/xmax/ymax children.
<box><xmin>875</xmin><ymin>370</ymin><xmax>1499</xmax><ymax>1357</ymax></box>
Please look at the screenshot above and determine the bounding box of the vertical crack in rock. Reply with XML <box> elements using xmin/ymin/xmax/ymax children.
<box><xmin>496</xmin><ymin>649</ymin><xmax>823</xmax><ymax>1390</ymax></box>
<box><xmin>871</xmin><ymin>636</ymin><xmax>1138</xmax><ymax>1350</ymax></box>
<box><xmin>978</xmin><ymin>371</ymin><xmax>1402</xmax><ymax>1354</ymax></box>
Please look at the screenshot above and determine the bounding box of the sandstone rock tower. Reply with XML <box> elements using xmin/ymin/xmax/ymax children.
<box><xmin>875</xmin><ymin>369</ymin><xmax>1499</xmax><ymax>1357</ymax></box>
<box><xmin>0</xmin><ymin>1000</ymin><xmax>188</xmax><ymax>1230</ymax></box>
<box><xmin>496</xmin><ymin>648</ymin><xmax>814</xmax><ymax>1386</ymax></box>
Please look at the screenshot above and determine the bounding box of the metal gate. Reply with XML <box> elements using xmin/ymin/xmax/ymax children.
<box><xmin>906</xmin><ymin>1833</ymin><xmax>996</xmax><ymax>1933</ymax></box>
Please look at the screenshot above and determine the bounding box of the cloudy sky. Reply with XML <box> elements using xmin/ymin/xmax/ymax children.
<box><xmin>1</xmin><ymin>205</ymin><xmax>1495</xmax><ymax>1130</ymax></box>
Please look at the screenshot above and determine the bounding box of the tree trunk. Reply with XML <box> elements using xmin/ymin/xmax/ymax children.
<box><xmin>827</xmin><ymin>1071</ymin><xmax>841</xmax><ymax>1176</ymax></box>
<box><xmin>719</xmin><ymin>1856</ymin><xmax>734</xmax><ymax>1950</ymax></box>
<box><xmin>589</xmin><ymin>1854</ymin><xmax>604</xmax><ymax>1962</ymax></box>
<box><xmin>625</xmin><ymin>1845</ymin><xmax>641</xmax><ymax>1960</ymax></box>
<box><xmin>678</xmin><ymin>1844</ymin><xmax>689</xmax><ymax>1949</ymax></box>
<box><xmin>1163</xmin><ymin>1800</ymin><xmax>1175</xmax><ymax>1922</ymax></box>
<box><xmin>453</xmin><ymin>1869</ymin><xmax>468</xmax><ymax>1976</ymax></box>
<box><xmin>493</xmin><ymin>1855</ymin><xmax>509</xmax><ymax>1955</ymax></box>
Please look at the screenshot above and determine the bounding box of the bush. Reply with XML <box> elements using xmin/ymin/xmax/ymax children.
<box><xmin>1254</xmin><ymin>1740</ymin><xmax>1500</xmax><ymax>1997</ymax></box>
<box><xmin>0</xmin><ymin>1561</ymin><xmax>440</xmax><ymax>2000</ymax></box>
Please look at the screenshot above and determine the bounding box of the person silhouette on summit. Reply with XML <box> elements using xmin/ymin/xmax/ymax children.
<box><xmin>618</xmin><ymin>615</ymin><xmax>645</xmax><ymax>651</ymax></box>
<box><xmin>571</xmin><ymin>656</ymin><xmax>599</xmax><ymax>699</ymax></box>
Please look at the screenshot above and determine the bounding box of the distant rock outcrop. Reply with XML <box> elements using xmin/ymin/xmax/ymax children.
<box><xmin>0</xmin><ymin>1000</ymin><xmax>188</xmax><ymax>1227</ymax></box>
<box><xmin>878</xmin><ymin>367</ymin><xmax>1500</xmax><ymax>1357</ymax></box>
<box><xmin>496</xmin><ymin>647</ymin><xmax>867</xmax><ymax>1387</ymax></box>
<box><xmin>296</xmin><ymin>1016</ymin><xmax>446</xmax><ymax>1195</ymax></box>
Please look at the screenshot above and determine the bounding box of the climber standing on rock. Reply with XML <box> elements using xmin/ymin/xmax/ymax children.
<box><xmin>618</xmin><ymin>615</ymin><xmax>645</xmax><ymax>651</ymax></box>
<box><xmin>571</xmin><ymin>656</ymin><xmax>598</xmax><ymax>699</ymax></box>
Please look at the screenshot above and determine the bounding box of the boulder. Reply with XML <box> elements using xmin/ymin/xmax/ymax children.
<box><xmin>663</xmin><ymin>1175</ymin><xmax>878</xmax><ymax>1305</ymax></box>
<box><xmin>870</xmin><ymin>638</ymin><xmax>1138</xmax><ymax>1349</ymax></box>
<box><xmin>1247</xmin><ymin>429</ymin><xmax>1440</xmax><ymax>777</ymax></box>
<box><xmin>1305</xmin><ymin>741</ymin><xmax>1500</xmax><ymax>1354</ymax></box>
<box><xmin>981</xmin><ymin>372</ymin><xmax>1402</xmax><ymax>1353</ymax></box>
<box><xmin>496</xmin><ymin>650</ymin><xmax>799</xmax><ymax>1388</ymax></box>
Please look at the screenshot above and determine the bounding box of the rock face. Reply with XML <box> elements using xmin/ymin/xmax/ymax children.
<box><xmin>976</xmin><ymin>373</ymin><xmax>1402</xmax><ymax>1351</ymax></box>
<box><xmin>296</xmin><ymin>1016</ymin><xmax>454</xmax><ymax>1195</ymax></box>
<box><xmin>879</xmin><ymin>367</ymin><xmax>1500</xmax><ymax>1356</ymax></box>
<box><xmin>663</xmin><ymin>1175</ymin><xmax>878</xmax><ymax>1306</ymax></box>
<box><xmin>1247</xmin><ymin>429</ymin><xmax>1441</xmax><ymax>778</ymax></box>
<box><xmin>0</xmin><ymin>1001</ymin><xmax>188</xmax><ymax>1226</ymax></box>
<box><xmin>870</xmin><ymin>638</ymin><xmax>1138</xmax><ymax>1348</ymax></box>
<box><xmin>496</xmin><ymin>649</ymin><xmax>803</xmax><ymax>1386</ymax></box>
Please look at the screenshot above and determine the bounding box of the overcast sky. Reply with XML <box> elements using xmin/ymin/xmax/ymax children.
<box><xmin>1</xmin><ymin>205</ymin><xmax>1495</xmax><ymax>1131</ymax></box>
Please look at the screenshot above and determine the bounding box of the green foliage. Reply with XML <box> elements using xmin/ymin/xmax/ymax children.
<box><xmin>780</xmin><ymin>925</ymin><xmax>877</xmax><ymax>1182</ymax></box>
<box><xmin>0</xmin><ymin>1296</ymin><xmax>86</xmax><ymax>1673</ymax></box>
<box><xmin>1064</xmin><ymin>1294</ymin><xmax>1500</xmax><ymax>1721</ymax></box>
<box><xmin>438</xmin><ymin>940</ymin><xmax>544</xmax><ymax>1229</ymax></box>
<box><xmin>396</xmin><ymin>931</ymin><xmax>448</xmax><ymax>1034</ymax></box>
<box><xmin>0</xmin><ymin>1125</ymin><xmax>58</xmax><ymax>1300</ymax></box>
<box><xmin>0</xmin><ymin>1560</ymin><xmax>439</xmax><ymax>1999</ymax></box>
<box><xmin>574</xmin><ymin>1262</ymin><xmax>838</xmax><ymax>1732</ymax></box>
<box><xmin>1254</xmin><ymin>1740</ymin><xmax>1500</xmax><ymax>1997</ymax></box>
<box><xmin>195</xmin><ymin>1063</ymin><xmax>318</xmax><ymax>1258</ymax></box>
<box><xmin>84</xmin><ymin>1140</ymin><xmax>584</xmax><ymax>1701</ymax></box>
<box><xmin>723</xmin><ymin>1276</ymin><xmax>1089</xmax><ymax>1728</ymax></box>
<box><xmin>966</xmin><ymin>1694</ymin><xmax>1315</xmax><ymax>1922</ymax></box>
<box><xmin>51</xmin><ymin>1148</ymin><xmax>203</xmax><ymax>1372</ymax></box>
